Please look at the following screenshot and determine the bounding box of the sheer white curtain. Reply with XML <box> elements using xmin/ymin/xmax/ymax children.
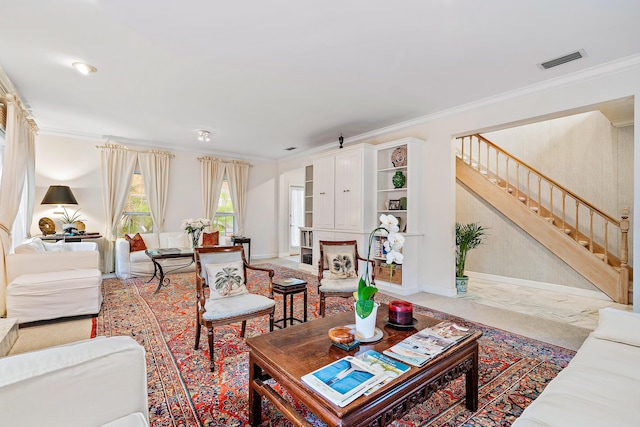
<box><xmin>0</xmin><ymin>94</ymin><xmax>36</xmax><ymax>315</ymax></box>
<box><xmin>199</xmin><ymin>157</ymin><xmax>227</xmax><ymax>221</ymax></box>
<box><xmin>98</xmin><ymin>143</ymin><xmax>137</xmax><ymax>273</ymax></box>
<box><xmin>226</xmin><ymin>161</ymin><xmax>250</xmax><ymax>237</ymax></box>
<box><xmin>138</xmin><ymin>150</ymin><xmax>173</xmax><ymax>233</ymax></box>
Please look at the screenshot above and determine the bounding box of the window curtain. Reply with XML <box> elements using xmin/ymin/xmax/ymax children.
<box><xmin>199</xmin><ymin>156</ymin><xmax>226</xmax><ymax>223</ymax></box>
<box><xmin>0</xmin><ymin>93</ymin><xmax>37</xmax><ymax>316</ymax></box>
<box><xmin>98</xmin><ymin>143</ymin><xmax>137</xmax><ymax>273</ymax></box>
<box><xmin>226</xmin><ymin>161</ymin><xmax>250</xmax><ymax>237</ymax></box>
<box><xmin>138</xmin><ymin>150</ymin><xmax>173</xmax><ymax>233</ymax></box>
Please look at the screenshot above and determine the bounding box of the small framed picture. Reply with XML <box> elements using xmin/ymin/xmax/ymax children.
<box><xmin>388</xmin><ymin>199</ymin><xmax>402</xmax><ymax>210</ymax></box>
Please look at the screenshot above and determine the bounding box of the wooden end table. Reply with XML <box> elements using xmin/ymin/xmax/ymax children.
<box><xmin>272</xmin><ymin>278</ymin><xmax>307</xmax><ymax>329</ymax></box>
<box><xmin>246</xmin><ymin>304</ymin><xmax>482</xmax><ymax>427</ymax></box>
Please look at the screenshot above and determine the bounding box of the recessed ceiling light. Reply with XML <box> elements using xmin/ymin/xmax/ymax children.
<box><xmin>72</xmin><ymin>62</ymin><xmax>97</xmax><ymax>75</ymax></box>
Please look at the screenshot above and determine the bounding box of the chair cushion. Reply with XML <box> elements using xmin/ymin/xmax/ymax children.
<box><xmin>319</xmin><ymin>277</ymin><xmax>360</xmax><ymax>293</ymax></box>
<box><xmin>202</xmin><ymin>231</ymin><xmax>219</xmax><ymax>246</ymax></box>
<box><xmin>202</xmin><ymin>293</ymin><xmax>275</xmax><ymax>320</ymax></box>
<box><xmin>126</xmin><ymin>233</ymin><xmax>147</xmax><ymax>252</ymax></box>
<box><xmin>204</xmin><ymin>260</ymin><xmax>248</xmax><ymax>300</ymax></box>
<box><xmin>327</xmin><ymin>253</ymin><xmax>357</xmax><ymax>279</ymax></box>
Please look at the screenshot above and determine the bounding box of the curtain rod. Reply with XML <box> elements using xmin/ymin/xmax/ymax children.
<box><xmin>96</xmin><ymin>143</ymin><xmax>175</xmax><ymax>157</ymax></box>
<box><xmin>198</xmin><ymin>156</ymin><xmax>252</xmax><ymax>167</ymax></box>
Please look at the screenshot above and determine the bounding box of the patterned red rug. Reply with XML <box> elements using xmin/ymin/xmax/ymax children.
<box><xmin>96</xmin><ymin>265</ymin><xmax>575</xmax><ymax>427</ymax></box>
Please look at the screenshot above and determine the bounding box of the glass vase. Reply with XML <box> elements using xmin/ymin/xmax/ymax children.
<box><xmin>190</xmin><ymin>229</ymin><xmax>202</xmax><ymax>248</ymax></box>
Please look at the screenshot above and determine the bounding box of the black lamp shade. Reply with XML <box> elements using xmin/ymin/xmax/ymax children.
<box><xmin>41</xmin><ymin>185</ymin><xmax>78</xmax><ymax>205</ymax></box>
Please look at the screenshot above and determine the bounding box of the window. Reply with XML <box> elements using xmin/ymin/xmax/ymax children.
<box><xmin>214</xmin><ymin>180</ymin><xmax>235</xmax><ymax>236</ymax></box>
<box><xmin>117</xmin><ymin>171</ymin><xmax>152</xmax><ymax>236</ymax></box>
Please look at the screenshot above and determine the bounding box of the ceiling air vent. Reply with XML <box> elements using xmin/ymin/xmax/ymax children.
<box><xmin>538</xmin><ymin>49</ymin><xmax>587</xmax><ymax>70</ymax></box>
<box><xmin>284</xmin><ymin>146</ymin><xmax>297</xmax><ymax>151</ymax></box>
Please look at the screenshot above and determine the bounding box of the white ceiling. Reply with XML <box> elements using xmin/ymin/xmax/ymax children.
<box><xmin>1</xmin><ymin>0</ymin><xmax>639</xmax><ymax>160</ymax></box>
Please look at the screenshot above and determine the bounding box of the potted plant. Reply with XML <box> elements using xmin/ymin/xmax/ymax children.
<box><xmin>354</xmin><ymin>214</ymin><xmax>404</xmax><ymax>338</ymax></box>
<box><xmin>455</xmin><ymin>222</ymin><xmax>487</xmax><ymax>294</ymax></box>
<box><xmin>59</xmin><ymin>207</ymin><xmax>83</xmax><ymax>234</ymax></box>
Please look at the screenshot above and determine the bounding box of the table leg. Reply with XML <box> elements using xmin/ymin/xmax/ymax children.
<box><xmin>465</xmin><ymin>343</ymin><xmax>479</xmax><ymax>411</ymax></box>
<box><xmin>153</xmin><ymin>260</ymin><xmax>166</xmax><ymax>294</ymax></box>
<box><xmin>288</xmin><ymin>294</ymin><xmax>294</xmax><ymax>326</ymax></box>
<box><xmin>303</xmin><ymin>290</ymin><xmax>307</xmax><ymax>323</ymax></box>
<box><xmin>282</xmin><ymin>292</ymin><xmax>288</xmax><ymax>328</ymax></box>
<box><xmin>248</xmin><ymin>353</ymin><xmax>263</xmax><ymax>426</ymax></box>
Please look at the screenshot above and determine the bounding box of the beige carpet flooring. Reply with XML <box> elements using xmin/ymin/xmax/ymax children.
<box><xmin>8</xmin><ymin>318</ymin><xmax>93</xmax><ymax>355</ymax></box>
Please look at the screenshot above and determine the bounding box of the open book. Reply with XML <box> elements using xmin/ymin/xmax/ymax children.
<box><xmin>301</xmin><ymin>355</ymin><xmax>389</xmax><ymax>407</ymax></box>
<box><xmin>383</xmin><ymin>321</ymin><xmax>471</xmax><ymax>367</ymax></box>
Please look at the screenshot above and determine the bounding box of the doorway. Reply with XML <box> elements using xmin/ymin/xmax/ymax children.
<box><xmin>289</xmin><ymin>185</ymin><xmax>304</xmax><ymax>255</ymax></box>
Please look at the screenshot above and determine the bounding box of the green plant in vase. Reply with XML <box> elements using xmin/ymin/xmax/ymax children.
<box><xmin>455</xmin><ymin>222</ymin><xmax>487</xmax><ymax>294</ymax></box>
<box><xmin>354</xmin><ymin>214</ymin><xmax>405</xmax><ymax>319</ymax></box>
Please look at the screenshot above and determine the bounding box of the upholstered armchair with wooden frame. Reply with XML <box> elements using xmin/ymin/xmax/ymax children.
<box><xmin>317</xmin><ymin>240</ymin><xmax>375</xmax><ymax>317</ymax></box>
<box><xmin>194</xmin><ymin>246</ymin><xmax>275</xmax><ymax>372</ymax></box>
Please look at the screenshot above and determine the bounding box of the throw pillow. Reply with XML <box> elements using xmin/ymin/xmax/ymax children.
<box><xmin>328</xmin><ymin>253</ymin><xmax>357</xmax><ymax>279</ymax></box>
<box><xmin>126</xmin><ymin>233</ymin><xmax>147</xmax><ymax>252</ymax></box>
<box><xmin>593</xmin><ymin>308</ymin><xmax>640</xmax><ymax>347</ymax></box>
<box><xmin>14</xmin><ymin>238</ymin><xmax>46</xmax><ymax>254</ymax></box>
<box><xmin>202</xmin><ymin>231</ymin><xmax>219</xmax><ymax>246</ymax></box>
<box><xmin>43</xmin><ymin>240</ymin><xmax>70</xmax><ymax>252</ymax></box>
<box><xmin>166</xmin><ymin>234</ymin><xmax>187</xmax><ymax>248</ymax></box>
<box><xmin>204</xmin><ymin>260</ymin><xmax>248</xmax><ymax>300</ymax></box>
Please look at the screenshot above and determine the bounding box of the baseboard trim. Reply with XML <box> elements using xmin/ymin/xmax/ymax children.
<box><xmin>466</xmin><ymin>271</ymin><xmax>613</xmax><ymax>301</ymax></box>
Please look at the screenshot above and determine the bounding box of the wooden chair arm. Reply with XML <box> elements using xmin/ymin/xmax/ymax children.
<box><xmin>245</xmin><ymin>263</ymin><xmax>274</xmax><ymax>298</ymax></box>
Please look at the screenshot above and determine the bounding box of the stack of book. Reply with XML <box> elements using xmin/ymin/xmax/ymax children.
<box><xmin>301</xmin><ymin>350</ymin><xmax>410</xmax><ymax>407</ymax></box>
<box><xmin>383</xmin><ymin>322</ymin><xmax>470</xmax><ymax>366</ymax></box>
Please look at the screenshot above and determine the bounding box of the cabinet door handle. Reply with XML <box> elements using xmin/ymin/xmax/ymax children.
<box><xmin>319</xmin><ymin>192</ymin><xmax>326</xmax><ymax>195</ymax></box>
<box><xmin>343</xmin><ymin>189</ymin><xmax>350</xmax><ymax>192</ymax></box>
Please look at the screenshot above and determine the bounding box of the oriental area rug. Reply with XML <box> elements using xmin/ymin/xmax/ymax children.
<box><xmin>96</xmin><ymin>265</ymin><xmax>575</xmax><ymax>427</ymax></box>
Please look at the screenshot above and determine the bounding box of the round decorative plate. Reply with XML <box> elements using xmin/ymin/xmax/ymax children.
<box><xmin>74</xmin><ymin>220</ymin><xmax>86</xmax><ymax>232</ymax></box>
<box><xmin>384</xmin><ymin>316</ymin><xmax>418</xmax><ymax>329</ymax></box>
<box><xmin>38</xmin><ymin>217</ymin><xmax>56</xmax><ymax>235</ymax></box>
<box><xmin>391</xmin><ymin>146</ymin><xmax>407</xmax><ymax>167</ymax></box>
<box><xmin>345</xmin><ymin>324</ymin><xmax>384</xmax><ymax>343</ymax></box>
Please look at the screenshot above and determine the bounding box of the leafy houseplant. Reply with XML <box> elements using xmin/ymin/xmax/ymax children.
<box><xmin>455</xmin><ymin>222</ymin><xmax>487</xmax><ymax>293</ymax></box>
<box><xmin>354</xmin><ymin>214</ymin><xmax>405</xmax><ymax>319</ymax></box>
<box><xmin>59</xmin><ymin>207</ymin><xmax>83</xmax><ymax>232</ymax></box>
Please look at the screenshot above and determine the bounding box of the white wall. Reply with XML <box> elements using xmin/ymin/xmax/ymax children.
<box><xmin>32</xmin><ymin>135</ymin><xmax>279</xmax><ymax>267</ymax></box>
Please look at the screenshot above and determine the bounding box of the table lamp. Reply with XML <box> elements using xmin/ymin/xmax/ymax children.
<box><xmin>41</xmin><ymin>185</ymin><xmax>78</xmax><ymax>214</ymax></box>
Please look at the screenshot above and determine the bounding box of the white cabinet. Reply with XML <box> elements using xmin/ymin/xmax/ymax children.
<box><xmin>312</xmin><ymin>156</ymin><xmax>335</xmax><ymax>229</ymax></box>
<box><xmin>312</xmin><ymin>144</ymin><xmax>374</xmax><ymax>233</ymax></box>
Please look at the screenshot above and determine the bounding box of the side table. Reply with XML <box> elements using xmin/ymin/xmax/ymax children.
<box><xmin>231</xmin><ymin>236</ymin><xmax>251</xmax><ymax>262</ymax></box>
<box><xmin>272</xmin><ymin>278</ymin><xmax>307</xmax><ymax>329</ymax></box>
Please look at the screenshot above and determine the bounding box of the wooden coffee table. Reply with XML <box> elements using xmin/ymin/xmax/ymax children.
<box><xmin>246</xmin><ymin>304</ymin><xmax>482</xmax><ymax>426</ymax></box>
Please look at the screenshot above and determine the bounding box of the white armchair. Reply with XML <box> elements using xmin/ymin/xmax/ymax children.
<box><xmin>0</xmin><ymin>336</ymin><xmax>149</xmax><ymax>427</ymax></box>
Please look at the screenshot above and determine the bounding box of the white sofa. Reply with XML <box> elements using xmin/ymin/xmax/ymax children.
<box><xmin>115</xmin><ymin>231</ymin><xmax>231</xmax><ymax>280</ymax></box>
<box><xmin>513</xmin><ymin>308</ymin><xmax>640</xmax><ymax>427</ymax></box>
<box><xmin>6</xmin><ymin>239</ymin><xmax>103</xmax><ymax>324</ymax></box>
<box><xmin>0</xmin><ymin>336</ymin><xmax>149</xmax><ymax>427</ymax></box>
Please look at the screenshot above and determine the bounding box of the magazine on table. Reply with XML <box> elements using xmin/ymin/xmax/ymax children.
<box><xmin>356</xmin><ymin>350</ymin><xmax>410</xmax><ymax>395</ymax></box>
<box><xmin>301</xmin><ymin>355</ymin><xmax>388</xmax><ymax>407</ymax></box>
<box><xmin>383</xmin><ymin>322</ymin><xmax>471</xmax><ymax>367</ymax></box>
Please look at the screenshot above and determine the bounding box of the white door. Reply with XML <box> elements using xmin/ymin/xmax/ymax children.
<box><xmin>289</xmin><ymin>185</ymin><xmax>304</xmax><ymax>255</ymax></box>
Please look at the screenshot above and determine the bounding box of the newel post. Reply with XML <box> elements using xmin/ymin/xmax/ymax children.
<box><xmin>619</xmin><ymin>215</ymin><xmax>630</xmax><ymax>304</ymax></box>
